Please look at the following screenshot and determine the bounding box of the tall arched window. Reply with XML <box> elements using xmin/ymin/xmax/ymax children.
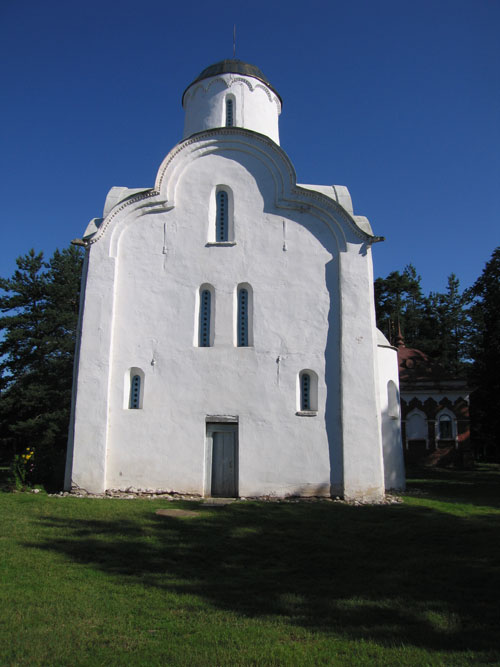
<box><xmin>438</xmin><ymin>414</ymin><xmax>453</xmax><ymax>439</ymax></box>
<box><xmin>235</xmin><ymin>283</ymin><xmax>253</xmax><ymax>347</ymax></box>
<box><xmin>406</xmin><ymin>410</ymin><xmax>427</xmax><ymax>443</ymax></box>
<box><xmin>238</xmin><ymin>288</ymin><xmax>248</xmax><ymax>346</ymax></box>
<box><xmin>226</xmin><ymin>97</ymin><xmax>234</xmax><ymax>127</ymax></box>
<box><xmin>129</xmin><ymin>375</ymin><xmax>141</xmax><ymax>409</ymax></box>
<box><xmin>216</xmin><ymin>191</ymin><xmax>228</xmax><ymax>242</ymax></box>
<box><xmin>208</xmin><ymin>186</ymin><xmax>234</xmax><ymax>244</ymax></box>
<box><xmin>387</xmin><ymin>380</ymin><xmax>400</xmax><ymax>420</ymax></box>
<box><xmin>124</xmin><ymin>367</ymin><xmax>144</xmax><ymax>409</ymax></box>
<box><xmin>199</xmin><ymin>288</ymin><xmax>212</xmax><ymax>347</ymax></box>
<box><xmin>301</xmin><ymin>373</ymin><xmax>311</xmax><ymax>410</ymax></box>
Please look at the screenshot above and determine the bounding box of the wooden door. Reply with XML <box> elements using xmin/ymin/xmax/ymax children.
<box><xmin>209</xmin><ymin>425</ymin><xmax>238</xmax><ymax>497</ymax></box>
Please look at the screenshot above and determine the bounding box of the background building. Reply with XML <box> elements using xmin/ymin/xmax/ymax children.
<box><xmin>397</xmin><ymin>334</ymin><xmax>472</xmax><ymax>467</ymax></box>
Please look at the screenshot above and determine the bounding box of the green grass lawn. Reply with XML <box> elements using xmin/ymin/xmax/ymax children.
<box><xmin>1</xmin><ymin>466</ymin><xmax>499</xmax><ymax>666</ymax></box>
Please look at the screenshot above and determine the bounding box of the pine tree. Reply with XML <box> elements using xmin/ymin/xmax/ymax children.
<box><xmin>0</xmin><ymin>246</ymin><xmax>83</xmax><ymax>487</ymax></box>
<box><xmin>374</xmin><ymin>264</ymin><xmax>431</xmax><ymax>347</ymax></box>
<box><xmin>374</xmin><ymin>266</ymin><xmax>469</xmax><ymax>370</ymax></box>
<box><xmin>433</xmin><ymin>274</ymin><xmax>468</xmax><ymax>376</ymax></box>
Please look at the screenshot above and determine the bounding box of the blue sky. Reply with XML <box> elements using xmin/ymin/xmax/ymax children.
<box><xmin>1</xmin><ymin>0</ymin><xmax>498</xmax><ymax>294</ymax></box>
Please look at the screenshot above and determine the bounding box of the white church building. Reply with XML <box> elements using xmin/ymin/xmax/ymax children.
<box><xmin>65</xmin><ymin>59</ymin><xmax>405</xmax><ymax>501</ymax></box>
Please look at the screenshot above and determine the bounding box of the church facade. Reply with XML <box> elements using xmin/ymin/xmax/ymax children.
<box><xmin>65</xmin><ymin>60</ymin><xmax>405</xmax><ymax>500</ymax></box>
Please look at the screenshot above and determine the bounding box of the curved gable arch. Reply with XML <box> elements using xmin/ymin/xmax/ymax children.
<box><xmin>90</xmin><ymin>128</ymin><xmax>375</xmax><ymax>256</ymax></box>
<box><xmin>154</xmin><ymin>130</ymin><xmax>373</xmax><ymax>250</ymax></box>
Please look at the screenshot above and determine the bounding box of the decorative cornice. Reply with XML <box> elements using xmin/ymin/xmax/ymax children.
<box><xmin>87</xmin><ymin>189</ymin><xmax>160</xmax><ymax>245</ymax></box>
<box><xmin>292</xmin><ymin>184</ymin><xmax>369</xmax><ymax>242</ymax></box>
<box><xmin>253</xmin><ymin>82</ymin><xmax>280</xmax><ymax>107</ymax></box>
<box><xmin>155</xmin><ymin>127</ymin><xmax>294</xmax><ymax>190</ymax></box>
<box><xmin>183</xmin><ymin>75</ymin><xmax>281</xmax><ymax>111</ymax></box>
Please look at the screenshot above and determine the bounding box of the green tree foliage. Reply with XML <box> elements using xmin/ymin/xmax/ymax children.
<box><xmin>429</xmin><ymin>273</ymin><xmax>468</xmax><ymax>376</ymax></box>
<box><xmin>466</xmin><ymin>247</ymin><xmax>500</xmax><ymax>459</ymax></box>
<box><xmin>0</xmin><ymin>246</ymin><xmax>83</xmax><ymax>487</ymax></box>
<box><xmin>374</xmin><ymin>264</ymin><xmax>435</xmax><ymax>349</ymax></box>
<box><xmin>375</xmin><ymin>266</ymin><xmax>468</xmax><ymax>373</ymax></box>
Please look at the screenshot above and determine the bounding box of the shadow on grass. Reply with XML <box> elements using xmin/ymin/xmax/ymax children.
<box><xmin>406</xmin><ymin>463</ymin><xmax>500</xmax><ymax>508</ymax></box>
<box><xmin>26</xmin><ymin>495</ymin><xmax>500</xmax><ymax>658</ymax></box>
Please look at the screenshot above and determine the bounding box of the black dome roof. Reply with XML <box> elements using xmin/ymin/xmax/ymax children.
<box><xmin>182</xmin><ymin>59</ymin><xmax>281</xmax><ymax>105</ymax></box>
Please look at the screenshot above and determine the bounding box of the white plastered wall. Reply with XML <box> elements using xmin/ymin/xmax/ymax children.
<box><xmin>338</xmin><ymin>244</ymin><xmax>385</xmax><ymax>501</ymax></box>
<box><xmin>112</xmin><ymin>155</ymin><xmax>333</xmax><ymax>495</ymax></box>
<box><xmin>66</xmin><ymin>130</ymin><xmax>387</xmax><ymax>500</ymax></box>
<box><xmin>65</xmin><ymin>240</ymin><xmax>117</xmax><ymax>492</ymax></box>
<box><xmin>376</xmin><ymin>332</ymin><xmax>406</xmax><ymax>490</ymax></box>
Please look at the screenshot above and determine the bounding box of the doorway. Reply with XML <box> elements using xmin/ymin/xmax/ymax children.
<box><xmin>206</xmin><ymin>423</ymin><xmax>238</xmax><ymax>497</ymax></box>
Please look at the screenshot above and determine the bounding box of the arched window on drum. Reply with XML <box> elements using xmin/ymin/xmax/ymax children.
<box><xmin>225</xmin><ymin>96</ymin><xmax>235</xmax><ymax>127</ymax></box>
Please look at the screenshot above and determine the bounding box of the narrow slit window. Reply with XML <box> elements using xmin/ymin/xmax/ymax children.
<box><xmin>301</xmin><ymin>373</ymin><xmax>311</xmax><ymax>411</ymax></box>
<box><xmin>216</xmin><ymin>191</ymin><xmax>228</xmax><ymax>242</ymax></box>
<box><xmin>129</xmin><ymin>375</ymin><xmax>141</xmax><ymax>409</ymax></box>
<box><xmin>226</xmin><ymin>98</ymin><xmax>234</xmax><ymax>127</ymax></box>
<box><xmin>199</xmin><ymin>289</ymin><xmax>212</xmax><ymax>347</ymax></box>
<box><xmin>238</xmin><ymin>288</ymin><xmax>249</xmax><ymax>347</ymax></box>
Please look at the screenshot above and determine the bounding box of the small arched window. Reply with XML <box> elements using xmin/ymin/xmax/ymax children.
<box><xmin>226</xmin><ymin>97</ymin><xmax>234</xmax><ymax>127</ymax></box>
<box><xmin>297</xmin><ymin>369</ymin><xmax>318</xmax><ymax>414</ymax></box>
<box><xmin>129</xmin><ymin>375</ymin><xmax>141</xmax><ymax>409</ymax></box>
<box><xmin>199</xmin><ymin>288</ymin><xmax>212</xmax><ymax>347</ymax></box>
<box><xmin>216</xmin><ymin>191</ymin><xmax>229</xmax><ymax>242</ymax></box>
<box><xmin>439</xmin><ymin>414</ymin><xmax>453</xmax><ymax>439</ymax></box>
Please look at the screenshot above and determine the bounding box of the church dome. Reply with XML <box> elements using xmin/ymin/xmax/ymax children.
<box><xmin>182</xmin><ymin>59</ymin><xmax>282</xmax><ymax>144</ymax></box>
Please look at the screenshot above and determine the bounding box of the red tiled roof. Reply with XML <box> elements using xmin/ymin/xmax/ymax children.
<box><xmin>398</xmin><ymin>345</ymin><xmax>450</xmax><ymax>384</ymax></box>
